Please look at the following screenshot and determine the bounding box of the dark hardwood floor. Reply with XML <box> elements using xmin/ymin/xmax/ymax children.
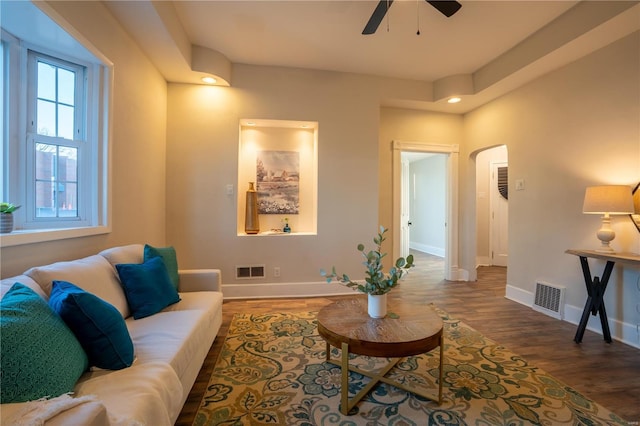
<box><xmin>176</xmin><ymin>251</ymin><xmax>640</xmax><ymax>424</ymax></box>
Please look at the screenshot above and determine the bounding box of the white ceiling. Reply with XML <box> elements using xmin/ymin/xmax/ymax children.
<box><xmin>174</xmin><ymin>0</ymin><xmax>576</xmax><ymax>82</ymax></box>
<box><xmin>104</xmin><ymin>0</ymin><xmax>640</xmax><ymax>113</ymax></box>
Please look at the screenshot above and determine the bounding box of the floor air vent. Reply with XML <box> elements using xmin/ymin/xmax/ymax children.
<box><xmin>532</xmin><ymin>281</ymin><xmax>565</xmax><ymax>319</ymax></box>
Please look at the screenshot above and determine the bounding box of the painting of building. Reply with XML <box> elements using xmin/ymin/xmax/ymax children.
<box><xmin>256</xmin><ymin>150</ymin><xmax>300</xmax><ymax>214</ymax></box>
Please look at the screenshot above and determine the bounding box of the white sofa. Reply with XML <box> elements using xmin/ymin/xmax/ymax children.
<box><xmin>0</xmin><ymin>244</ymin><xmax>223</xmax><ymax>425</ymax></box>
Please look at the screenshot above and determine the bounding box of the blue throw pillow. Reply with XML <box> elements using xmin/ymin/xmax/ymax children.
<box><xmin>49</xmin><ymin>280</ymin><xmax>134</xmax><ymax>370</ymax></box>
<box><xmin>1</xmin><ymin>283</ymin><xmax>88</xmax><ymax>403</ymax></box>
<box><xmin>116</xmin><ymin>256</ymin><xmax>181</xmax><ymax>319</ymax></box>
<box><xmin>144</xmin><ymin>244</ymin><xmax>180</xmax><ymax>290</ymax></box>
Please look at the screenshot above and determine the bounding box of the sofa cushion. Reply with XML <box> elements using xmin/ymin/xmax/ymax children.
<box><xmin>49</xmin><ymin>280</ymin><xmax>134</xmax><ymax>370</ymax></box>
<box><xmin>1</xmin><ymin>275</ymin><xmax>47</xmax><ymax>300</ymax></box>
<box><xmin>124</xmin><ymin>291</ymin><xmax>223</xmax><ymax>389</ymax></box>
<box><xmin>116</xmin><ymin>256</ymin><xmax>180</xmax><ymax>319</ymax></box>
<box><xmin>25</xmin><ymin>255</ymin><xmax>130</xmax><ymax>318</ymax></box>
<box><xmin>99</xmin><ymin>244</ymin><xmax>144</xmax><ymax>267</ymax></box>
<box><xmin>144</xmin><ymin>244</ymin><xmax>180</xmax><ymax>290</ymax></box>
<box><xmin>0</xmin><ymin>283</ymin><xmax>88</xmax><ymax>403</ymax></box>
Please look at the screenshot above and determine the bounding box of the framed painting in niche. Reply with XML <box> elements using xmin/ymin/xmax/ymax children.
<box><xmin>256</xmin><ymin>150</ymin><xmax>300</xmax><ymax>215</ymax></box>
<box><xmin>237</xmin><ymin>119</ymin><xmax>318</xmax><ymax>235</ymax></box>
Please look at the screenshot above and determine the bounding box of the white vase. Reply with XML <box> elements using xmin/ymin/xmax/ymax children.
<box><xmin>367</xmin><ymin>293</ymin><xmax>387</xmax><ymax>318</ymax></box>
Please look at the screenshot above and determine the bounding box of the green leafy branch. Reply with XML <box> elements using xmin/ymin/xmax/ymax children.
<box><xmin>320</xmin><ymin>226</ymin><xmax>414</xmax><ymax>295</ymax></box>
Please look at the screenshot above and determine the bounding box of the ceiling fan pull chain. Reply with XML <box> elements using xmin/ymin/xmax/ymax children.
<box><xmin>386</xmin><ymin>0</ymin><xmax>391</xmax><ymax>32</ymax></box>
<box><xmin>416</xmin><ymin>0</ymin><xmax>421</xmax><ymax>35</ymax></box>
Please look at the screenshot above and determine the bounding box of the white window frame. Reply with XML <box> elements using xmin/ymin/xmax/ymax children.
<box><xmin>1</xmin><ymin>4</ymin><xmax>112</xmax><ymax>248</ymax></box>
<box><xmin>25</xmin><ymin>51</ymin><xmax>89</xmax><ymax>228</ymax></box>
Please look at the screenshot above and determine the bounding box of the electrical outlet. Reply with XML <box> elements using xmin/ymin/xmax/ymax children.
<box><xmin>274</xmin><ymin>267</ymin><xmax>280</xmax><ymax>277</ymax></box>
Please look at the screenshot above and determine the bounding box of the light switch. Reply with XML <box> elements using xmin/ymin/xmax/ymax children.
<box><xmin>515</xmin><ymin>179</ymin><xmax>525</xmax><ymax>191</ymax></box>
<box><xmin>226</xmin><ymin>184</ymin><xmax>234</xmax><ymax>195</ymax></box>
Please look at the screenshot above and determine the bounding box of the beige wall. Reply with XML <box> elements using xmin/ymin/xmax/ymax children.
<box><xmin>462</xmin><ymin>32</ymin><xmax>639</xmax><ymax>324</ymax></box>
<box><xmin>0</xmin><ymin>1</ymin><xmax>167</xmax><ymax>277</ymax></box>
<box><xmin>165</xmin><ymin>66</ymin><xmax>435</xmax><ymax>286</ymax></box>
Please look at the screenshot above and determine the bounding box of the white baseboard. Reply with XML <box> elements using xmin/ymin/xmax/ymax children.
<box><xmin>476</xmin><ymin>256</ymin><xmax>491</xmax><ymax>267</ymax></box>
<box><xmin>505</xmin><ymin>284</ymin><xmax>639</xmax><ymax>349</ymax></box>
<box><xmin>409</xmin><ymin>243</ymin><xmax>444</xmax><ymax>258</ymax></box>
<box><xmin>223</xmin><ymin>281</ymin><xmax>355</xmax><ymax>300</ymax></box>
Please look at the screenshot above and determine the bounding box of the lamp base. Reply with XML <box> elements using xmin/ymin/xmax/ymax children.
<box><xmin>594</xmin><ymin>216</ymin><xmax>616</xmax><ymax>253</ymax></box>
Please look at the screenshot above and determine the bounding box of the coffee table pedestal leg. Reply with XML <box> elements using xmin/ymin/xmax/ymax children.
<box><xmin>325</xmin><ymin>340</ymin><xmax>444</xmax><ymax>415</ymax></box>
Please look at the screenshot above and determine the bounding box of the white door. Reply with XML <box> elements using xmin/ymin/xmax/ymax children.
<box><xmin>490</xmin><ymin>161</ymin><xmax>508</xmax><ymax>266</ymax></box>
<box><xmin>400</xmin><ymin>158</ymin><xmax>410</xmax><ymax>258</ymax></box>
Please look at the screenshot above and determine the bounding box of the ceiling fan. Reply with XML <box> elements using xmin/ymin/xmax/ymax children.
<box><xmin>363</xmin><ymin>0</ymin><xmax>462</xmax><ymax>35</ymax></box>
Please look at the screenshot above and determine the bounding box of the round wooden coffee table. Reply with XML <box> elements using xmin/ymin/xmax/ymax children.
<box><xmin>317</xmin><ymin>296</ymin><xmax>444</xmax><ymax>415</ymax></box>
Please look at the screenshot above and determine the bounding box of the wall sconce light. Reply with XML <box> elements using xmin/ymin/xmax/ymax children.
<box><xmin>582</xmin><ymin>185</ymin><xmax>634</xmax><ymax>252</ymax></box>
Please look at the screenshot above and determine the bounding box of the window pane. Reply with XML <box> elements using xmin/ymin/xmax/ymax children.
<box><xmin>58</xmin><ymin>104</ymin><xmax>74</xmax><ymax>140</ymax></box>
<box><xmin>36</xmin><ymin>181</ymin><xmax>56</xmax><ymax>217</ymax></box>
<box><xmin>59</xmin><ymin>182</ymin><xmax>77</xmax><ymax>217</ymax></box>
<box><xmin>58</xmin><ymin>146</ymin><xmax>77</xmax><ymax>181</ymax></box>
<box><xmin>37</xmin><ymin>99</ymin><xmax>56</xmax><ymax>136</ymax></box>
<box><xmin>58</xmin><ymin>68</ymin><xmax>75</xmax><ymax>106</ymax></box>
<box><xmin>37</xmin><ymin>61</ymin><xmax>56</xmax><ymax>101</ymax></box>
<box><xmin>35</xmin><ymin>143</ymin><xmax>55</xmax><ymax>180</ymax></box>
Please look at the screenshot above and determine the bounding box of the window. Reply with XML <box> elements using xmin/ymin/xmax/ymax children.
<box><xmin>1</xmin><ymin>1</ymin><xmax>111</xmax><ymax>246</ymax></box>
<box><xmin>29</xmin><ymin>53</ymin><xmax>84</xmax><ymax>223</ymax></box>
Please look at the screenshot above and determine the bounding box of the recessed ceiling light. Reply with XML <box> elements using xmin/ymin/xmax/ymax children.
<box><xmin>202</xmin><ymin>76</ymin><xmax>217</xmax><ymax>84</ymax></box>
<box><xmin>246</xmin><ymin>122</ymin><xmax>256</xmax><ymax>126</ymax></box>
<box><xmin>301</xmin><ymin>124</ymin><xmax>308</xmax><ymax>128</ymax></box>
<box><xmin>447</xmin><ymin>97</ymin><xmax>462</xmax><ymax>104</ymax></box>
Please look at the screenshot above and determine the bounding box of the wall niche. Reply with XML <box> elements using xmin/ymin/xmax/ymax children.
<box><xmin>237</xmin><ymin>119</ymin><xmax>318</xmax><ymax>236</ymax></box>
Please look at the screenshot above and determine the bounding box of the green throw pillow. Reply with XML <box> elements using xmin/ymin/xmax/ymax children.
<box><xmin>116</xmin><ymin>256</ymin><xmax>181</xmax><ymax>319</ymax></box>
<box><xmin>1</xmin><ymin>283</ymin><xmax>88</xmax><ymax>403</ymax></box>
<box><xmin>144</xmin><ymin>244</ymin><xmax>180</xmax><ymax>290</ymax></box>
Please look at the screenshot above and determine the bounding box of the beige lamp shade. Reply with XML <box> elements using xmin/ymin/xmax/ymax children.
<box><xmin>582</xmin><ymin>185</ymin><xmax>634</xmax><ymax>214</ymax></box>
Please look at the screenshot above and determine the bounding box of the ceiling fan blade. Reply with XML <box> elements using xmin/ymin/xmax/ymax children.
<box><xmin>426</xmin><ymin>1</ymin><xmax>462</xmax><ymax>18</ymax></box>
<box><xmin>362</xmin><ymin>0</ymin><xmax>394</xmax><ymax>35</ymax></box>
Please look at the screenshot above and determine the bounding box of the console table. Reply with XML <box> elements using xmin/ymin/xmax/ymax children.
<box><xmin>565</xmin><ymin>249</ymin><xmax>640</xmax><ymax>343</ymax></box>
<box><xmin>316</xmin><ymin>297</ymin><xmax>443</xmax><ymax>415</ymax></box>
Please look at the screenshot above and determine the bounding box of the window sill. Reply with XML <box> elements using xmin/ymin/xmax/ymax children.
<box><xmin>0</xmin><ymin>226</ymin><xmax>111</xmax><ymax>247</ymax></box>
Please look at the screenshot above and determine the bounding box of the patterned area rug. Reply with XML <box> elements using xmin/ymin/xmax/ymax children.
<box><xmin>193</xmin><ymin>309</ymin><xmax>626</xmax><ymax>425</ymax></box>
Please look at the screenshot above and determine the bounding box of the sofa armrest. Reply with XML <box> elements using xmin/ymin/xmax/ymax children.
<box><xmin>178</xmin><ymin>269</ymin><xmax>221</xmax><ymax>293</ymax></box>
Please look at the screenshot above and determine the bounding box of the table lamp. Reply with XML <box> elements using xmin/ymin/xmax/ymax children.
<box><xmin>582</xmin><ymin>185</ymin><xmax>634</xmax><ymax>252</ymax></box>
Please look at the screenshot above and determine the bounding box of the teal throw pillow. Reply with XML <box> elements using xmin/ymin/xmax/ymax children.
<box><xmin>49</xmin><ymin>280</ymin><xmax>134</xmax><ymax>370</ymax></box>
<box><xmin>1</xmin><ymin>283</ymin><xmax>88</xmax><ymax>403</ymax></box>
<box><xmin>144</xmin><ymin>244</ymin><xmax>180</xmax><ymax>290</ymax></box>
<box><xmin>116</xmin><ymin>256</ymin><xmax>181</xmax><ymax>319</ymax></box>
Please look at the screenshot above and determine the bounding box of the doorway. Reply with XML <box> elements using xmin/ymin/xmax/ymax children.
<box><xmin>490</xmin><ymin>161</ymin><xmax>508</xmax><ymax>266</ymax></box>
<box><xmin>475</xmin><ymin>146</ymin><xmax>508</xmax><ymax>267</ymax></box>
<box><xmin>392</xmin><ymin>141</ymin><xmax>461</xmax><ymax>281</ymax></box>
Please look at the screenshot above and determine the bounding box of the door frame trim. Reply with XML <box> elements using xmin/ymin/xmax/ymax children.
<box><xmin>392</xmin><ymin>141</ymin><xmax>464</xmax><ymax>281</ymax></box>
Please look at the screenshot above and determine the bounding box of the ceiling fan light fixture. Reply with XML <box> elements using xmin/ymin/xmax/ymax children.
<box><xmin>447</xmin><ymin>96</ymin><xmax>462</xmax><ymax>104</ymax></box>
